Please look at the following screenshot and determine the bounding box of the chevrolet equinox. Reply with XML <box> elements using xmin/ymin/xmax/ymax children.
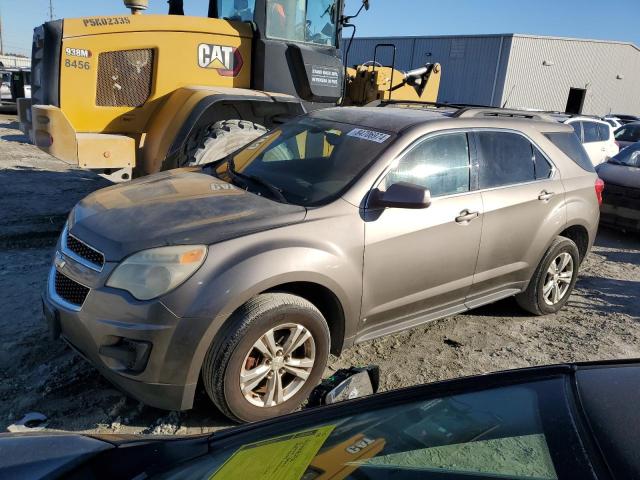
<box><xmin>43</xmin><ymin>106</ymin><xmax>602</xmax><ymax>422</ymax></box>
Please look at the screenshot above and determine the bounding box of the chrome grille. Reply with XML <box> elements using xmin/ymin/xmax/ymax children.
<box><xmin>54</xmin><ymin>271</ymin><xmax>90</xmax><ymax>307</ymax></box>
<box><xmin>65</xmin><ymin>231</ymin><xmax>105</xmax><ymax>269</ymax></box>
<box><xmin>96</xmin><ymin>49</ymin><xmax>154</xmax><ymax>107</ymax></box>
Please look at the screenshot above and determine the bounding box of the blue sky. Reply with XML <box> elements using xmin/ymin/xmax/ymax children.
<box><xmin>1</xmin><ymin>0</ymin><xmax>638</xmax><ymax>56</ymax></box>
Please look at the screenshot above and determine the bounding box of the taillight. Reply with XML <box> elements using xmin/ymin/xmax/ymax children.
<box><xmin>595</xmin><ymin>178</ymin><xmax>605</xmax><ymax>205</ymax></box>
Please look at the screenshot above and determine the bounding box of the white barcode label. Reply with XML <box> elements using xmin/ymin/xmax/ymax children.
<box><xmin>347</xmin><ymin>128</ymin><xmax>391</xmax><ymax>143</ymax></box>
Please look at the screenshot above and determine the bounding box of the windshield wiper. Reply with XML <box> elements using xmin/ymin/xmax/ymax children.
<box><xmin>227</xmin><ymin>159</ymin><xmax>289</xmax><ymax>204</ymax></box>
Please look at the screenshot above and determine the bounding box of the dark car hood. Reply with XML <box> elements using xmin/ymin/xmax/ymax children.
<box><xmin>597</xmin><ymin>162</ymin><xmax>640</xmax><ymax>190</ymax></box>
<box><xmin>68</xmin><ymin>169</ymin><xmax>307</xmax><ymax>261</ymax></box>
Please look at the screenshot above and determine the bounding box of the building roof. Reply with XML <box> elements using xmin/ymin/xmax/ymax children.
<box><xmin>351</xmin><ymin>33</ymin><xmax>640</xmax><ymax>53</ymax></box>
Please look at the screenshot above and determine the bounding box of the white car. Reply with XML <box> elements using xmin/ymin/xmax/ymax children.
<box><xmin>563</xmin><ymin>117</ymin><xmax>619</xmax><ymax>166</ymax></box>
<box><xmin>0</xmin><ymin>73</ymin><xmax>11</xmax><ymax>101</ymax></box>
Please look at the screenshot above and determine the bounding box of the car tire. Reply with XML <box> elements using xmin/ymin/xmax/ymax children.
<box><xmin>183</xmin><ymin>120</ymin><xmax>267</xmax><ymax>167</ymax></box>
<box><xmin>516</xmin><ymin>236</ymin><xmax>581</xmax><ymax>316</ymax></box>
<box><xmin>202</xmin><ymin>293</ymin><xmax>330</xmax><ymax>423</ymax></box>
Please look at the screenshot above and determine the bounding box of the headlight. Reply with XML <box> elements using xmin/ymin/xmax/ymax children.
<box><xmin>106</xmin><ymin>245</ymin><xmax>207</xmax><ymax>300</ymax></box>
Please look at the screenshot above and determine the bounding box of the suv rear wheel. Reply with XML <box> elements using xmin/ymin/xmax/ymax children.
<box><xmin>517</xmin><ymin>236</ymin><xmax>580</xmax><ymax>316</ymax></box>
<box><xmin>202</xmin><ymin>293</ymin><xmax>330</xmax><ymax>423</ymax></box>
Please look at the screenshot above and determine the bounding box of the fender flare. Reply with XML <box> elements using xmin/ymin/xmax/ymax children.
<box><xmin>141</xmin><ymin>87</ymin><xmax>305</xmax><ymax>174</ymax></box>
<box><xmin>182</xmin><ymin>269</ymin><xmax>355</xmax><ymax>389</ymax></box>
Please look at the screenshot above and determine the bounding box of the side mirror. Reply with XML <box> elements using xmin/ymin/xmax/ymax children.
<box><xmin>371</xmin><ymin>182</ymin><xmax>431</xmax><ymax>209</ymax></box>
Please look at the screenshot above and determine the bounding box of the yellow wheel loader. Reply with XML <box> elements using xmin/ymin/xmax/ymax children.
<box><xmin>18</xmin><ymin>0</ymin><xmax>441</xmax><ymax>182</ymax></box>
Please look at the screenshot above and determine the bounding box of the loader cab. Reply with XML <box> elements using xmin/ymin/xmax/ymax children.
<box><xmin>210</xmin><ymin>0</ymin><xmax>345</xmax><ymax>109</ymax></box>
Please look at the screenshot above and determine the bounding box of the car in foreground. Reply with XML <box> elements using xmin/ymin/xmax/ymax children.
<box><xmin>561</xmin><ymin>116</ymin><xmax>618</xmax><ymax>166</ymax></box>
<box><xmin>613</xmin><ymin>122</ymin><xmax>640</xmax><ymax>150</ymax></box>
<box><xmin>43</xmin><ymin>105</ymin><xmax>601</xmax><ymax>422</ymax></box>
<box><xmin>596</xmin><ymin>142</ymin><xmax>640</xmax><ymax>232</ymax></box>
<box><xmin>2</xmin><ymin>359</ymin><xmax>639</xmax><ymax>479</ymax></box>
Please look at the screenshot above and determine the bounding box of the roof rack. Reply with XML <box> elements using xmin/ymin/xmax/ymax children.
<box><xmin>372</xmin><ymin>101</ymin><xmax>560</xmax><ymax>122</ymax></box>
<box><xmin>372</xmin><ymin>99</ymin><xmax>492</xmax><ymax>110</ymax></box>
<box><xmin>453</xmin><ymin>107</ymin><xmax>556</xmax><ymax>122</ymax></box>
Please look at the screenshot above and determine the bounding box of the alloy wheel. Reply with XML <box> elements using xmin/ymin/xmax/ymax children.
<box><xmin>543</xmin><ymin>252</ymin><xmax>574</xmax><ymax>306</ymax></box>
<box><xmin>240</xmin><ymin>323</ymin><xmax>316</xmax><ymax>407</ymax></box>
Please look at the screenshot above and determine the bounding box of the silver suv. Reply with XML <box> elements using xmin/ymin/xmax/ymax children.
<box><xmin>43</xmin><ymin>106</ymin><xmax>602</xmax><ymax>422</ymax></box>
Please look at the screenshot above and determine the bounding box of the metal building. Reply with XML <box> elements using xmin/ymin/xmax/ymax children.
<box><xmin>345</xmin><ymin>34</ymin><xmax>640</xmax><ymax>116</ymax></box>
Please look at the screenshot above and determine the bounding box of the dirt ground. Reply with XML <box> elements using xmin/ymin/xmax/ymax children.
<box><xmin>1</xmin><ymin>113</ymin><xmax>639</xmax><ymax>435</ymax></box>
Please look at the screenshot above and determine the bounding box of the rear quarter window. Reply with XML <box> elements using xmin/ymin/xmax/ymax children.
<box><xmin>544</xmin><ymin>132</ymin><xmax>595</xmax><ymax>172</ymax></box>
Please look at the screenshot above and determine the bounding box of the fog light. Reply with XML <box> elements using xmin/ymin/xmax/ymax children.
<box><xmin>99</xmin><ymin>338</ymin><xmax>152</xmax><ymax>373</ymax></box>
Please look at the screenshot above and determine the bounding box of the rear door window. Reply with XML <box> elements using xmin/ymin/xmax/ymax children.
<box><xmin>544</xmin><ymin>132</ymin><xmax>595</xmax><ymax>172</ymax></box>
<box><xmin>476</xmin><ymin>131</ymin><xmax>536</xmax><ymax>189</ymax></box>
<box><xmin>582</xmin><ymin>122</ymin><xmax>600</xmax><ymax>143</ymax></box>
<box><xmin>384</xmin><ymin>133</ymin><xmax>470</xmax><ymax>197</ymax></box>
<box><xmin>597</xmin><ymin>123</ymin><xmax>610</xmax><ymax>141</ymax></box>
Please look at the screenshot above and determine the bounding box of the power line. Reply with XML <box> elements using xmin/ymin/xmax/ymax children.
<box><xmin>0</xmin><ymin>7</ymin><xmax>4</xmax><ymax>55</ymax></box>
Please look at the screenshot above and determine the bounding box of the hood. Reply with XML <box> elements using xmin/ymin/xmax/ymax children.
<box><xmin>68</xmin><ymin>169</ymin><xmax>306</xmax><ymax>261</ymax></box>
<box><xmin>597</xmin><ymin>162</ymin><xmax>640</xmax><ymax>190</ymax></box>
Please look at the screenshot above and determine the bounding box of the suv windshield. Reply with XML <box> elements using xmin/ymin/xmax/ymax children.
<box><xmin>215</xmin><ymin>118</ymin><xmax>395</xmax><ymax>206</ymax></box>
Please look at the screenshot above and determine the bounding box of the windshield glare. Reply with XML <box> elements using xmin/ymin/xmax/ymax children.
<box><xmin>215</xmin><ymin>119</ymin><xmax>395</xmax><ymax>206</ymax></box>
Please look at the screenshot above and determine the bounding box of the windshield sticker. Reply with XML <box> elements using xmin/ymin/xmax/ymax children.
<box><xmin>347</xmin><ymin>128</ymin><xmax>391</xmax><ymax>144</ymax></box>
<box><xmin>209</xmin><ymin>425</ymin><xmax>335</xmax><ymax>480</ymax></box>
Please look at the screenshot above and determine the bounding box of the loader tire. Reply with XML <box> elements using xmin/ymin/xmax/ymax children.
<box><xmin>184</xmin><ymin>120</ymin><xmax>267</xmax><ymax>167</ymax></box>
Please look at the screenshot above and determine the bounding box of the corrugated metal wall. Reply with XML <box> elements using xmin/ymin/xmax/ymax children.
<box><xmin>502</xmin><ymin>36</ymin><xmax>640</xmax><ymax>116</ymax></box>
<box><xmin>345</xmin><ymin>35</ymin><xmax>511</xmax><ymax>106</ymax></box>
<box><xmin>346</xmin><ymin>35</ymin><xmax>640</xmax><ymax>115</ymax></box>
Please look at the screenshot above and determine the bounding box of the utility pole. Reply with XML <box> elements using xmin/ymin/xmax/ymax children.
<box><xmin>0</xmin><ymin>10</ymin><xmax>4</xmax><ymax>56</ymax></box>
<box><xmin>49</xmin><ymin>0</ymin><xmax>54</xmax><ymax>21</ymax></box>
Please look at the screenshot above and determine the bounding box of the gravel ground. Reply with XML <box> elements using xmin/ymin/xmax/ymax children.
<box><xmin>1</xmin><ymin>113</ymin><xmax>639</xmax><ymax>435</ymax></box>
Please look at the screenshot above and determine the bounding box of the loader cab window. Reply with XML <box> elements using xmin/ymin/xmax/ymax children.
<box><xmin>266</xmin><ymin>0</ymin><xmax>337</xmax><ymax>46</ymax></box>
<box><xmin>216</xmin><ymin>0</ymin><xmax>256</xmax><ymax>22</ymax></box>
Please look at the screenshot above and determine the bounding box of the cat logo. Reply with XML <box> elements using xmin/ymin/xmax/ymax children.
<box><xmin>197</xmin><ymin>43</ymin><xmax>243</xmax><ymax>77</ymax></box>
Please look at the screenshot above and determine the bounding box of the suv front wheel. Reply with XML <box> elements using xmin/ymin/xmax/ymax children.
<box><xmin>517</xmin><ymin>236</ymin><xmax>581</xmax><ymax>316</ymax></box>
<box><xmin>202</xmin><ymin>293</ymin><xmax>330</xmax><ymax>423</ymax></box>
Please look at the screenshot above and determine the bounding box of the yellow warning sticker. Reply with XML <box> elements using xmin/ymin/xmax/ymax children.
<box><xmin>209</xmin><ymin>425</ymin><xmax>335</xmax><ymax>480</ymax></box>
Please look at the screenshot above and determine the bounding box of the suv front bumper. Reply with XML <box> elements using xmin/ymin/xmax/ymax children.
<box><xmin>43</xmin><ymin>260</ymin><xmax>208</xmax><ymax>411</ymax></box>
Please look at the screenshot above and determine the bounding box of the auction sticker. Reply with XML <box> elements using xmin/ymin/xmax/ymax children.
<box><xmin>209</xmin><ymin>425</ymin><xmax>334</xmax><ymax>480</ymax></box>
<box><xmin>347</xmin><ymin>128</ymin><xmax>391</xmax><ymax>143</ymax></box>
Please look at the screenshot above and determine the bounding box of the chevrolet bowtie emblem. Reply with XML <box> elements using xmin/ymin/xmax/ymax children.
<box><xmin>54</xmin><ymin>251</ymin><xmax>66</xmax><ymax>270</ymax></box>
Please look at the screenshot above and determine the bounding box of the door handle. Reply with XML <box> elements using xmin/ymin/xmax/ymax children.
<box><xmin>538</xmin><ymin>190</ymin><xmax>555</xmax><ymax>201</ymax></box>
<box><xmin>455</xmin><ymin>210</ymin><xmax>479</xmax><ymax>223</ymax></box>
